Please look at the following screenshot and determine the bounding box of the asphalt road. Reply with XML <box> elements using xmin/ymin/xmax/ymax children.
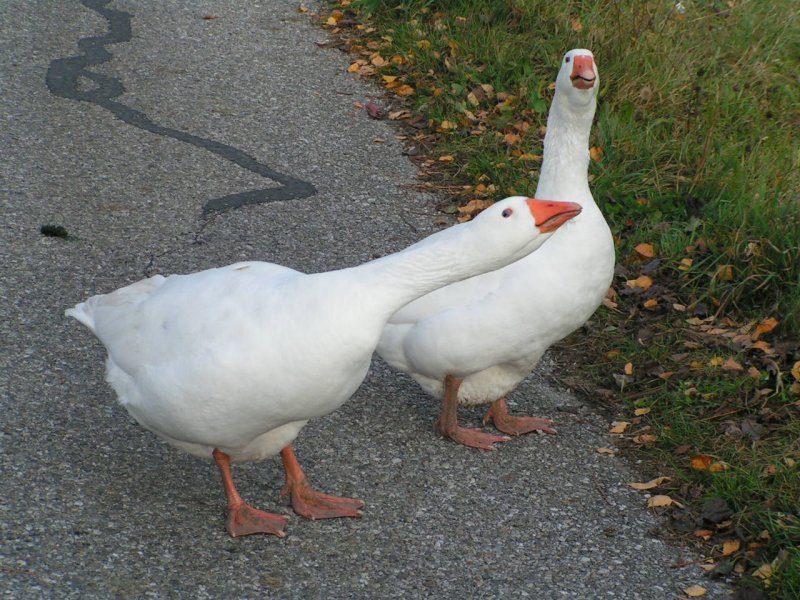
<box><xmin>1</xmin><ymin>1</ymin><xmax>732</xmax><ymax>598</ymax></box>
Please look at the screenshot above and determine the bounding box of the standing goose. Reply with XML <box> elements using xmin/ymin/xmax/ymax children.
<box><xmin>66</xmin><ymin>196</ymin><xmax>580</xmax><ymax>537</ymax></box>
<box><xmin>376</xmin><ymin>49</ymin><xmax>615</xmax><ymax>449</ymax></box>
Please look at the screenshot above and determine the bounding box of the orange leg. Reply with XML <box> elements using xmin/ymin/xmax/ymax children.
<box><xmin>434</xmin><ymin>375</ymin><xmax>510</xmax><ymax>450</ymax></box>
<box><xmin>212</xmin><ymin>448</ymin><xmax>288</xmax><ymax>538</ymax></box>
<box><xmin>280</xmin><ymin>445</ymin><xmax>364</xmax><ymax>520</ymax></box>
<box><xmin>483</xmin><ymin>398</ymin><xmax>557</xmax><ymax>436</ymax></box>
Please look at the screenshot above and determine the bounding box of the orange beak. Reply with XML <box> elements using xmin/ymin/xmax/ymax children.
<box><xmin>526</xmin><ymin>199</ymin><xmax>582</xmax><ymax>233</ymax></box>
<box><xmin>570</xmin><ymin>55</ymin><xmax>596</xmax><ymax>90</ymax></box>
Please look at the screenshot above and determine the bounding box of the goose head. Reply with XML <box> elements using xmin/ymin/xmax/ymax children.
<box><xmin>555</xmin><ymin>48</ymin><xmax>599</xmax><ymax>109</ymax></box>
<box><xmin>463</xmin><ymin>196</ymin><xmax>582</xmax><ymax>264</ymax></box>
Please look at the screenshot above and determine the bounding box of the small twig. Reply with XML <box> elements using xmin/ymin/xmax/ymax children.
<box><xmin>670</xmin><ymin>553</ymin><xmax>723</xmax><ymax>569</ymax></box>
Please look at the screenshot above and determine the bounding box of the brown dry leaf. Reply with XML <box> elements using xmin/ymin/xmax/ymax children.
<box><xmin>694</xmin><ymin>529</ymin><xmax>714</xmax><ymax>541</ymax></box>
<box><xmin>381</xmin><ymin>75</ymin><xmax>398</xmax><ymax>84</ymax></box>
<box><xmin>297</xmin><ymin>4</ymin><xmax>309</xmax><ymax>13</ymax></box>
<box><xmin>628</xmin><ymin>476</ymin><xmax>671</xmax><ymax>490</ymax></box>
<box><xmin>634</xmin><ymin>243</ymin><xmax>655</xmax><ymax>258</ymax></box>
<box><xmin>722</xmin><ymin>358</ymin><xmax>743</xmax><ymax>371</ymax></box>
<box><xmin>347</xmin><ymin>62</ymin><xmax>361</xmax><ymax>73</ymax></box>
<box><xmin>691</xmin><ymin>454</ymin><xmax>713</xmax><ymax>471</ymax></box>
<box><xmin>570</xmin><ymin>18</ymin><xmax>583</xmax><ymax>32</ymax></box>
<box><xmin>609</xmin><ymin>421</ymin><xmax>630</xmax><ymax>434</ymax></box>
<box><xmin>672</xmin><ymin>303</ymin><xmax>687</xmax><ymax>312</ymax></box>
<box><xmin>684</xmin><ymin>585</ymin><xmax>707</xmax><ymax>597</ymax></box>
<box><xmin>709</xmin><ymin>462</ymin><xmax>729</xmax><ymax>473</ymax></box>
<box><xmin>751</xmin><ymin>340</ymin><xmax>773</xmax><ymax>353</ymax></box>
<box><xmin>388</xmin><ymin>110</ymin><xmax>411</xmax><ymax>120</ymax></box>
<box><xmin>589</xmin><ymin>146</ymin><xmax>603</xmax><ymax>161</ymax></box>
<box><xmin>518</xmin><ymin>153</ymin><xmax>543</xmax><ymax>162</ymax></box>
<box><xmin>747</xmin><ymin>366</ymin><xmax>761</xmax><ymax>379</ymax></box>
<box><xmin>647</xmin><ymin>494</ymin><xmax>676</xmax><ymax>508</ymax></box>
<box><xmin>438</xmin><ymin>155</ymin><xmax>455</xmax><ymax>162</ymax></box>
<box><xmin>503</xmin><ymin>132</ymin><xmax>521</xmax><ymax>145</ymax></box>
<box><xmin>791</xmin><ymin>361</ymin><xmax>800</xmax><ymax>381</ymax></box>
<box><xmin>596</xmin><ymin>447</ymin><xmax>617</xmax><ymax>455</ymax></box>
<box><xmin>708</xmin><ymin>356</ymin><xmax>725</xmax><ymax>367</ymax></box>
<box><xmin>626</xmin><ymin>275</ymin><xmax>653</xmax><ymax>290</ymax></box>
<box><xmin>643</xmin><ymin>298</ymin><xmax>658</xmax><ymax>310</ymax></box>
<box><xmin>457</xmin><ymin>199</ymin><xmax>493</xmax><ymax>215</ymax></box>
<box><xmin>658</xmin><ymin>371</ymin><xmax>675</xmax><ymax>380</ymax></box>
<box><xmin>395</xmin><ymin>84</ymin><xmax>415</xmax><ymax>96</ymax></box>
<box><xmin>633</xmin><ymin>433</ymin><xmax>657</xmax><ymax>445</ymax></box>
<box><xmin>753</xmin><ymin>317</ymin><xmax>779</xmax><ymax>339</ymax></box>
<box><xmin>438</xmin><ymin>120</ymin><xmax>457</xmax><ymax>131</ymax></box>
<box><xmin>722</xmin><ymin>538</ymin><xmax>741</xmax><ymax>556</ymax></box>
<box><xmin>678</xmin><ymin>257</ymin><xmax>694</xmax><ymax>271</ymax></box>
<box><xmin>634</xmin><ymin>407</ymin><xmax>651</xmax><ymax>416</ymax></box>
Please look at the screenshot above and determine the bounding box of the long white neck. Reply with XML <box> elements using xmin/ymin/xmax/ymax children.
<box><xmin>536</xmin><ymin>96</ymin><xmax>595</xmax><ymax>204</ymax></box>
<box><xmin>328</xmin><ymin>223</ymin><xmax>542</xmax><ymax>320</ymax></box>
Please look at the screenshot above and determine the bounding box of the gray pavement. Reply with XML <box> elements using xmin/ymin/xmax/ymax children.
<box><xmin>1</xmin><ymin>1</ymin><xmax>731</xmax><ymax>598</ymax></box>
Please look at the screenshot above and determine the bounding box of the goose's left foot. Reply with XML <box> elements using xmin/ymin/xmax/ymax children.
<box><xmin>280</xmin><ymin>445</ymin><xmax>364</xmax><ymax>520</ymax></box>
<box><xmin>483</xmin><ymin>398</ymin><xmax>557</xmax><ymax>436</ymax></box>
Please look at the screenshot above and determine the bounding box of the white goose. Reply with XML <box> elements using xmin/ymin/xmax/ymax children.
<box><xmin>376</xmin><ymin>49</ymin><xmax>615</xmax><ymax>449</ymax></box>
<box><xmin>66</xmin><ymin>196</ymin><xmax>581</xmax><ymax>537</ymax></box>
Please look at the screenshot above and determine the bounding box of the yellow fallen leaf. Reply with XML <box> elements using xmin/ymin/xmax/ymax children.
<box><xmin>643</xmin><ymin>298</ymin><xmax>658</xmax><ymax>309</ymax></box>
<box><xmin>708</xmin><ymin>356</ymin><xmax>725</xmax><ymax>367</ymax></box>
<box><xmin>717</xmin><ymin>264</ymin><xmax>734</xmax><ymax>281</ymax></box>
<box><xmin>517</xmin><ymin>153</ymin><xmax>543</xmax><ymax>162</ymax></box>
<box><xmin>791</xmin><ymin>361</ymin><xmax>800</xmax><ymax>381</ymax></box>
<box><xmin>634</xmin><ymin>243</ymin><xmax>655</xmax><ymax>258</ymax></box>
<box><xmin>722</xmin><ymin>538</ymin><xmax>741</xmax><ymax>555</ymax></box>
<box><xmin>752</xmin><ymin>563</ymin><xmax>773</xmax><ymax>581</ymax></box>
<box><xmin>382</xmin><ymin>75</ymin><xmax>398</xmax><ymax>83</ymax></box>
<box><xmin>626</xmin><ymin>275</ymin><xmax>653</xmax><ymax>290</ymax></box>
<box><xmin>297</xmin><ymin>4</ymin><xmax>309</xmax><ymax>13</ymax></box>
<box><xmin>438</xmin><ymin>119</ymin><xmax>457</xmax><ymax>130</ymax></box>
<box><xmin>709</xmin><ymin>462</ymin><xmax>729</xmax><ymax>473</ymax></box>
<box><xmin>395</xmin><ymin>84</ymin><xmax>415</xmax><ymax>96</ymax></box>
<box><xmin>628</xmin><ymin>476</ymin><xmax>671</xmax><ymax>490</ymax></box>
<box><xmin>634</xmin><ymin>407</ymin><xmax>651</xmax><ymax>416</ymax></box>
<box><xmin>624</xmin><ymin>362</ymin><xmax>634</xmax><ymax>376</ymax></box>
<box><xmin>438</xmin><ymin>155</ymin><xmax>455</xmax><ymax>162</ymax></box>
<box><xmin>589</xmin><ymin>146</ymin><xmax>603</xmax><ymax>161</ymax></box>
<box><xmin>347</xmin><ymin>62</ymin><xmax>361</xmax><ymax>73</ymax></box>
<box><xmin>673</xmin><ymin>303</ymin><xmax>687</xmax><ymax>312</ymax></box>
<box><xmin>417</xmin><ymin>39</ymin><xmax>432</xmax><ymax>50</ymax></box>
<box><xmin>684</xmin><ymin>584</ymin><xmax>707</xmax><ymax>597</ymax></box>
<box><xmin>691</xmin><ymin>455</ymin><xmax>713</xmax><ymax>471</ymax></box>
<box><xmin>678</xmin><ymin>257</ymin><xmax>694</xmax><ymax>271</ymax></box>
<box><xmin>610</xmin><ymin>421</ymin><xmax>630</xmax><ymax>434</ymax></box>
<box><xmin>457</xmin><ymin>199</ymin><xmax>493</xmax><ymax>214</ymax></box>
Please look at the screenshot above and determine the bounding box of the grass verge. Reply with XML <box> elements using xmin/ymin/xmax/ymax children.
<box><xmin>316</xmin><ymin>0</ymin><xmax>800</xmax><ymax>597</ymax></box>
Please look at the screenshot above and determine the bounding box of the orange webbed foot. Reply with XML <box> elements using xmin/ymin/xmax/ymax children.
<box><xmin>483</xmin><ymin>398</ymin><xmax>556</xmax><ymax>436</ymax></box>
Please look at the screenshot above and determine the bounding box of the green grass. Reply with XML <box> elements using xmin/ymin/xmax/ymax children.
<box><xmin>347</xmin><ymin>0</ymin><xmax>800</xmax><ymax>332</ymax></box>
<box><xmin>331</xmin><ymin>1</ymin><xmax>800</xmax><ymax>596</ymax></box>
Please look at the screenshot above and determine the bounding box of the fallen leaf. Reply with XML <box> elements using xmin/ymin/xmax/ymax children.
<box><xmin>722</xmin><ymin>358</ymin><xmax>743</xmax><ymax>371</ymax></box>
<box><xmin>752</xmin><ymin>563</ymin><xmax>773</xmax><ymax>581</ymax></box>
<box><xmin>634</xmin><ymin>243</ymin><xmax>655</xmax><ymax>258</ymax></box>
<box><xmin>694</xmin><ymin>529</ymin><xmax>714</xmax><ymax>541</ymax></box>
<box><xmin>388</xmin><ymin>109</ymin><xmax>411</xmax><ymax>120</ymax></box>
<box><xmin>610</xmin><ymin>421</ymin><xmax>630</xmax><ymax>434</ymax></box>
<box><xmin>589</xmin><ymin>146</ymin><xmax>603</xmax><ymax>161</ymax></box>
<box><xmin>673</xmin><ymin>303</ymin><xmax>687</xmax><ymax>312</ymax></box>
<box><xmin>297</xmin><ymin>4</ymin><xmax>308</xmax><ymax>13</ymax></box>
<box><xmin>678</xmin><ymin>257</ymin><xmax>694</xmax><ymax>271</ymax></box>
<box><xmin>503</xmin><ymin>132</ymin><xmax>521</xmax><ymax>145</ymax></box>
<box><xmin>596</xmin><ymin>447</ymin><xmax>617</xmax><ymax>455</ymax></box>
<box><xmin>643</xmin><ymin>298</ymin><xmax>658</xmax><ymax>310</ymax></box>
<box><xmin>691</xmin><ymin>455</ymin><xmax>713</xmax><ymax>471</ymax></box>
<box><xmin>791</xmin><ymin>361</ymin><xmax>800</xmax><ymax>381</ymax></box>
<box><xmin>570</xmin><ymin>18</ymin><xmax>583</xmax><ymax>32</ymax></box>
<box><xmin>717</xmin><ymin>264</ymin><xmax>734</xmax><ymax>281</ymax></box>
<box><xmin>438</xmin><ymin>155</ymin><xmax>455</xmax><ymax>162</ymax></box>
<box><xmin>684</xmin><ymin>585</ymin><xmax>707</xmax><ymax>597</ymax></box>
<box><xmin>708</xmin><ymin>462</ymin><xmax>729</xmax><ymax>473</ymax></box>
<box><xmin>394</xmin><ymin>84</ymin><xmax>415</xmax><ymax>96</ymax></box>
<box><xmin>457</xmin><ymin>199</ymin><xmax>493</xmax><ymax>215</ymax></box>
<box><xmin>365</xmin><ymin>100</ymin><xmax>385</xmax><ymax>119</ymax></box>
<box><xmin>647</xmin><ymin>494</ymin><xmax>681</xmax><ymax>508</ymax></box>
<box><xmin>417</xmin><ymin>39</ymin><xmax>432</xmax><ymax>50</ymax></box>
<box><xmin>628</xmin><ymin>476</ymin><xmax>671</xmax><ymax>490</ymax></box>
<box><xmin>722</xmin><ymin>538</ymin><xmax>741</xmax><ymax>555</ymax></box>
<box><xmin>708</xmin><ymin>356</ymin><xmax>725</xmax><ymax>367</ymax></box>
<box><xmin>624</xmin><ymin>362</ymin><xmax>634</xmax><ymax>376</ymax></box>
<box><xmin>632</xmin><ymin>433</ymin><xmax>657</xmax><ymax>445</ymax></box>
<box><xmin>634</xmin><ymin>407</ymin><xmax>651</xmax><ymax>416</ymax></box>
<box><xmin>626</xmin><ymin>275</ymin><xmax>653</xmax><ymax>290</ymax></box>
<box><xmin>753</xmin><ymin>317</ymin><xmax>779</xmax><ymax>339</ymax></box>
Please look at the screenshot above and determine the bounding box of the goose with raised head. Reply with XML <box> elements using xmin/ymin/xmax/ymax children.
<box><xmin>66</xmin><ymin>196</ymin><xmax>581</xmax><ymax>537</ymax></box>
<box><xmin>376</xmin><ymin>49</ymin><xmax>615</xmax><ymax>449</ymax></box>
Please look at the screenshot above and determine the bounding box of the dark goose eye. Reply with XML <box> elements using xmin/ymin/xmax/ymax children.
<box><xmin>502</xmin><ymin>208</ymin><xmax>513</xmax><ymax>218</ymax></box>
<box><xmin>565</xmin><ymin>56</ymin><xmax>571</xmax><ymax>63</ymax></box>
